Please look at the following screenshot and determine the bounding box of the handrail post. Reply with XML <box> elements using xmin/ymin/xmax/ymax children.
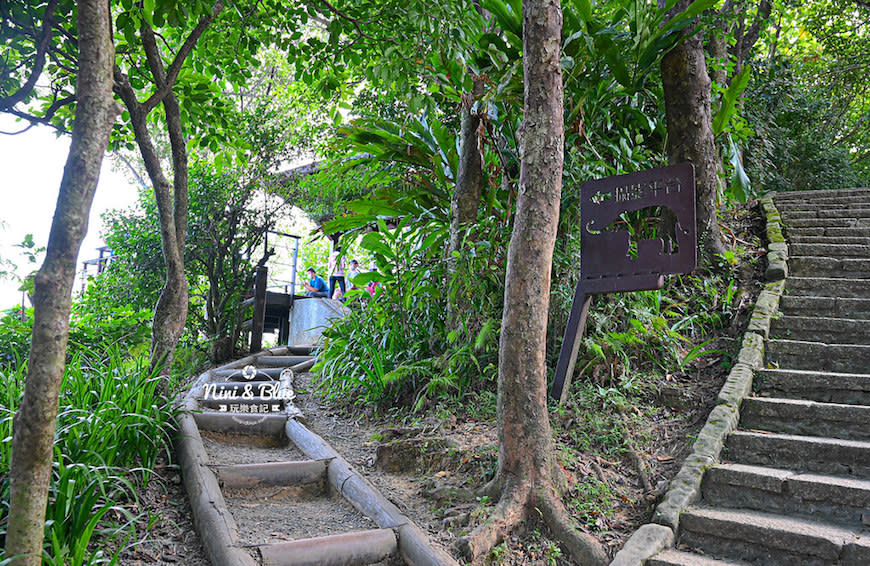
<box><xmin>250</xmin><ymin>266</ymin><xmax>268</xmax><ymax>353</ymax></box>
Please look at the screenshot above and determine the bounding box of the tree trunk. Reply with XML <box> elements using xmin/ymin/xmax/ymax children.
<box><xmin>113</xmin><ymin>73</ymin><xmax>190</xmax><ymax>376</ymax></box>
<box><xmin>456</xmin><ymin>2</ymin><xmax>606</xmax><ymax>564</ymax></box>
<box><xmin>141</xmin><ymin>23</ymin><xmax>191</xmax><ymax>375</ymax></box>
<box><xmin>448</xmin><ymin>77</ymin><xmax>486</xmax><ymax>270</ymax></box>
<box><xmin>661</xmin><ymin>0</ymin><xmax>727</xmax><ymax>264</ymax></box>
<box><xmin>4</xmin><ymin>2</ymin><xmax>117</xmax><ymax>562</ymax></box>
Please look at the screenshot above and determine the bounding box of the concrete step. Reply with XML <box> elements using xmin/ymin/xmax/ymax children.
<box><xmin>789</xmin><ymin>235</ymin><xmax>870</xmax><ymax>246</ymax></box>
<box><xmin>779</xmin><ymin>202</ymin><xmax>870</xmax><ymax>213</ymax></box>
<box><xmin>783</xmin><ymin>209</ymin><xmax>870</xmax><ymax>222</ymax></box>
<box><xmin>678</xmin><ymin>506</ymin><xmax>870</xmax><ymax>566</ymax></box>
<box><xmin>786</xmin><ymin>226</ymin><xmax>870</xmax><ymax>238</ymax></box>
<box><xmin>775</xmin><ymin>187</ymin><xmax>870</xmax><ymax>203</ymax></box>
<box><xmin>784</xmin><ymin>217</ymin><xmax>870</xmax><ymax>229</ymax></box>
<box><xmin>649</xmin><ymin>548</ymin><xmax>753</xmax><ymax>566</ymax></box>
<box><xmin>789</xmin><ymin>243</ymin><xmax>870</xmax><ymax>258</ymax></box>
<box><xmin>785</xmin><ymin>277</ymin><xmax>870</xmax><ymax>299</ymax></box>
<box><xmin>789</xmin><ymin>256</ymin><xmax>870</xmax><ymax>278</ymax></box>
<box><xmin>770</xmin><ymin>315</ymin><xmax>870</xmax><ymax>344</ymax></box>
<box><xmin>756</xmin><ymin>368</ymin><xmax>870</xmax><ymax>405</ymax></box>
<box><xmin>725</xmin><ymin>431</ymin><xmax>870</xmax><ymax>479</ymax></box>
<box><xmin>766</xmin><ymin>339</ymin><xmax>870</xmax><ymax>373</ymax></box>
<box><xmin>778</xmin><ymin>296</ymin><xmax>870</xmax><ymax>319</ymax></box>
<box><xmin>739</xmin><ymin>397</ymin><xmax>870</xmax><ymax>441</ymax></box>
<box><xmin>702</xmin><ymin>462</ymin><xmax>870</xmax><ymax>527</ymax></box>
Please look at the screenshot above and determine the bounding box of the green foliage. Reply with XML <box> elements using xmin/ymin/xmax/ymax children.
<box><xmin>0</xmin><ymin>351</ymin><xmax>178</xmax><ymax>564</ymax></box>
<box><xmin>315</xmin><ymin>212</ymin><xmax>506</xmax><ymax>410</ymax></box>
<box><xmin>743</xmin><ymin>60</ymin><xmax>869</xmax><ymax>193</ymax></box>
<box><xmin>0</xmin><ymin>304</ymin><xmax>152</xmax><ymax>370</ymax></box>
<box><xmin>97</xmin><ymin>161</ymin><xmax>287</xmax><ymax>361</ymax></box>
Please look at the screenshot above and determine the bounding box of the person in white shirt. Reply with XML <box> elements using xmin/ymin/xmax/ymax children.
<box><xmin>328</xmin><ymin>247</ymin><xmax>346</xmax><ymax>299</ymax></box>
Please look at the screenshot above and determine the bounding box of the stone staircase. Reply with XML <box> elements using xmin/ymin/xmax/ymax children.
<box><xmin>649</xmin><ymin>188</ymin><xmax>870</xmax><ymax>565</ymax></box>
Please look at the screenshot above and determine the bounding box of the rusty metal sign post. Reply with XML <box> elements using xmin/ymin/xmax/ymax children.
<box><xmin>550</xmin><ymin>163</ymin><xmax>698</xmax><ymax>403</ymax></box>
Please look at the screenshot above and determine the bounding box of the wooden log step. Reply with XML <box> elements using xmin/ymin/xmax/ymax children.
<box><xmin>214</xmin><ymin>460</ymin><xmax>329</xmax><ymax>489</ymax></box>
<box><xmin>200</xmin><ymin>381</ymin><xmax>292</xmax><ymax>397</ymax></box>
<box><xmin>256</xmin><ymin>355</ymin><xmax>313</xmax><ymax>367</ymax></box>
<box><xmin>258</xmin><ymin>528</ymin><xmax>397</xmax><ymax>566</ymax></box>
<box><xmin>285</xmin><ymin>418</ymin><xmax>460</xmax><ymax>566</ymax></box>
<box><xmin>285</xmin><ymin>345</ymin><xmax>317</xmax><ymax>355</ymax></box>
<box><xmin>193</xmin><ymin>411</ymin><xmax>287</xmax><ymax>435</ymax></box>
<box><xmin>212</xmin><ymin>367</ymin><xmax>284</xmax><ymax>379</ymax></box>
<box><xmin>199</xmin><ymin>396</ymin><xmax>286</xmax><ymax>412</ymax></box>
<box><xmin>174</xmin><ymin>413</ymin><xmax>259</xmax><ymax>566</ymax></box>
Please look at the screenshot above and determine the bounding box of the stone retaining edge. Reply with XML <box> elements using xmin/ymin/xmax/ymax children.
<box><xmin>609</xmin><ymin>196</ymin><xmax>788</xmax><ymax>566</ymax></box>
<box><xmin>761</xmin><ymin>192</ymin><xmax>788</xmax><ymax>281</ymax></box>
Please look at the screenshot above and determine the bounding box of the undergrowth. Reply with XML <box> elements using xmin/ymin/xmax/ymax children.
<box><xmin>0</xmin><ymin>350</ymin><xmax>179</xmax><ymax>564</ymax></box>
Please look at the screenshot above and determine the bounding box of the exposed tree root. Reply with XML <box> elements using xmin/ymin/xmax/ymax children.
<box><xmin>456</xmin><ymin>478</ymin><xmax>609</xmax><ymax>565</ymax></box>
<box><xmin>626</xmin><ymin>448</ymin><xmax>653</xmax><ymax>492</ymax></box>
<box><xmin>537</xmin><ymin>488</ymin><xmax>609</xmax><ymax>566</ymax></box>
<box><xmin>454</xmin><ymin>480</ymin><xmax>528</xmax><ymax>565</ymax></box>
<box><xmin>474</xmin><ymin>473</ymin><xmax>503</xmax><ymax>500</ymax></box>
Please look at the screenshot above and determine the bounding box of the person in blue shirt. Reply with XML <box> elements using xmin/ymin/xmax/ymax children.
<box><xmin>302</xmin><ymin>267</ymin><xmax>328</xmax><ymax>297</ymax></box>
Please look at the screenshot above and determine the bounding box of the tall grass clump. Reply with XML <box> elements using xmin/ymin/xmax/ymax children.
<box><xmin>0</xmin><ymin>349</ymin><xmax>178</xmax><ymax>564</ymax></box>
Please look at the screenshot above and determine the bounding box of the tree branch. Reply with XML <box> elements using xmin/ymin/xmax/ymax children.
<box><xmin>317</xmin><ymin>0</ymin><xmax>400</xmax><ymax>45</ymax></box>
<box><xmin>5</xmin><ymin>94</ymin><xmax>75</xmax><ymax>134</ymax></box>
<box><xmin>140</xmin><ymin>1</ymin><xmax>225</xmax><ymax>113</ymax></box>
<box><xmin>0</xmin><ymin>0</ymin><xmax>59</xmax><ymax>112</ymax></box>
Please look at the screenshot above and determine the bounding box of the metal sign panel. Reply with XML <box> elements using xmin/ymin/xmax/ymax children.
<box><xmin>580</xmin><ymin>162</ymin><xmax>696</xmax><ymax>292</ymax></box>
<box><xmin>551</xmin><ymin>163</ymin><xmax>697</xmax><ymax>402</ymax></box>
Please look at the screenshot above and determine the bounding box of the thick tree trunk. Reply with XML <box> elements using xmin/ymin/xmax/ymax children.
<box><xmin>457</xmin><ymin>2</ymin><xmax>606</xmax><ymax>564</ymax></box>
<box><xmin>661</xmin><ymin>1</ymin><xmax>727</xmax><ymax>264</ymax></box>
<box><xmin>4</xmin><ymin>2</ymin><xmax>116</xmax><ymax>563</ymax></box>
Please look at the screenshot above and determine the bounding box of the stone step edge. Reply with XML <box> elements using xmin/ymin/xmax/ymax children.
<box><xmin>703</xmin><ymin>461</ymin><xmax>870</xmax><ymax>512</ymax></box>
<box><xmin>648</xmin><ymin>548</ymin><xmax>752</xmax><ymax>566</ymax></box>
<box><xmin>610</xmin><ymin>273</ymin><xmax>788</xmax><ymax>566</ymax></box>
<box><xmin>774</xmin><ymin>187</ymin><xmax>870</xmax><ymax>200</ymax></box>
<box><xmin>679</xmin><ymin>505</ymin><xmax>869</xmax><ymax>561</ymax></box>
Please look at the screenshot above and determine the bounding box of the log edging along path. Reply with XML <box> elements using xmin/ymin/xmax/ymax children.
<box><xmin>173</xmin><ymin>345</ymin><xmax>459</xmax><ymax>566</ymax></box>
<box><xmin>610</xmin><ymin>193</ymin><xmax>789</xmax><ymax>565</ymax></box>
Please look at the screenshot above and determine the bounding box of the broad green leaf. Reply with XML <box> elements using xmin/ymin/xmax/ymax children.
<box><xmin>713</xmin><ymin>65</ymin><xmax>752</xmax><ymax>136</ymax></box>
